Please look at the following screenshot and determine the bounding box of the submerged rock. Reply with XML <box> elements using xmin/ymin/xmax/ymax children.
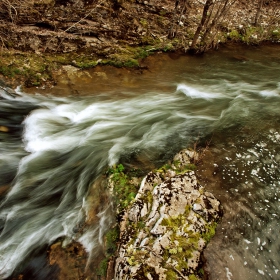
<box><xmin>114</xmin><ymin>149</ymin><xmax>222</xmax><ymax>279</ymax></box>
<box><xmin>48</xmin><ymin>240</ymin><xmax>88</xmax><ymax>280</ymax></box>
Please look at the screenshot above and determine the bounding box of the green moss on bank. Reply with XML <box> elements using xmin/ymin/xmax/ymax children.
<box><xmin>226</xmin><ymin>27</ymin><xmax>280</xmax><ymax>44</ymax></box>
<box><xmin>0</xmin><ymin>39</ymin><xmax>179</xmax><ymax>87</ymax></box>
<box><xmin>1</xmin><ymin>32</ymin><xmax>278</xmax><ymax>88</ymax></box>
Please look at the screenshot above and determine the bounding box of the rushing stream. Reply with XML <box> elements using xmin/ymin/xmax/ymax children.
<box><xmin>0</xmin><ymin>44</ymin><xmax>279</xmax><ymax>279</ymax></box>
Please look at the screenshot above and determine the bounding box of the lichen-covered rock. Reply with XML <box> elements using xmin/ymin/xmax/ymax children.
<box><xmin>114</xmin><ymin>150</ymin><xmax>222</xmax><ymax>279</ymax></box>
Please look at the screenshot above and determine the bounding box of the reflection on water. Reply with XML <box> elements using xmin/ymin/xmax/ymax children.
<box><xmin>0</xmin><ymin>44</ymin><xmax>280</xmax><ymax>279</ymax></box>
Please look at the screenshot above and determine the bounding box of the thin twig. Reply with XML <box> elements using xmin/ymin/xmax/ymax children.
<box><xmin>64</xmin><ymin>0</ymin><xmax>105</xmax><ymax>33</ymax></box>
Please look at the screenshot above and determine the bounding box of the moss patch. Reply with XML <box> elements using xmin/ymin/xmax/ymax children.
<box><xmin>202</xmin><ymin>222</ymin><xmax>217</xmax><ymax>244</ymax></box>
<box><xmin>96</xmin><ymin>225</ymin><xmax>120</xmax><ymax>277</ymax></box>
<box><xmin>0</xmin><ymin>51</ymin><xmax>55</xmax><ymax>87</ymax></box>
<box><xmin>96</xmin><ymin>257</ymin><xmax>109</xmax><ymax>277</ymax></box>
<box><xmin>0</xmin><ymin>40</ymin><xmax>178</xmax><ymax>87</ymax></box>
<box><xmin>107</xmin><ymin>164</ymin><xmax>143</xmax><ymax>212</ymax></box>
<box><xmin>156</xmin><ymin>160</ymin><xmax>197</xmax><ymax>175</ymax></box>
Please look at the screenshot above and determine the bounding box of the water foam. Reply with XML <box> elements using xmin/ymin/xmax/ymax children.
<box><xmin>177</xmin><ymin>83</ymin><xmax>224</xmax><ymax>99</ymax></box>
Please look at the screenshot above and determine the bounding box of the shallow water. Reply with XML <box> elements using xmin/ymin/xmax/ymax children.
<box><xmin>0</xmin><ymin>44</ymin><xmax>279</xmax><ymax>279</ymax></box>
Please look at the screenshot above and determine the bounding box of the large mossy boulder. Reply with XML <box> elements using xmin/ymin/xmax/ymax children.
<box><xmin>113</xmin><ymin>149</ymin><xmax>222</xmax><ymax>279</ymax></box>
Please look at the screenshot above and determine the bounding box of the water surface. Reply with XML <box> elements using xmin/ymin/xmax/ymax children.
<box><xmin>0</xmin><ymin>44</ymin><xmax>279</xmax><ymax>279</ymax></box>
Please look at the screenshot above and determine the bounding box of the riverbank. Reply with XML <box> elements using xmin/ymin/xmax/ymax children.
<box><xmin>0</xmin><ymin>41</ymin><xmax>279</xmax><ymax>95</ymax></box>
<box><xmin>0</xmin><ymin>0</ymin><xmax>279</xmax><ymax>88</ymax></box>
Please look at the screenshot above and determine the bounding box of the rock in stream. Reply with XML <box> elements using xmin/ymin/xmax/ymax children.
<box><xmin>113</xmin><ymin>149</ymin><xmax>222</xmax><ymax>280</ymax></box>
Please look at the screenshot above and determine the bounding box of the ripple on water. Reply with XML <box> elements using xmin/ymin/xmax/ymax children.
<box><xmin>199</xmin><ymin>123</ymin><xmax>280</xmax><ymax>280</ymax></box>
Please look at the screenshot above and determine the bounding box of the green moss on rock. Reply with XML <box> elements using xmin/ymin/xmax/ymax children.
<box><xmin>108</xmin><ymin>149</ymin><xmax>222</xmax><ymax>279</ymax></box>
<box><xmin>107</xmin><ymin>164</ymin><xmax>143</xmax><ymax>212</ymax></box>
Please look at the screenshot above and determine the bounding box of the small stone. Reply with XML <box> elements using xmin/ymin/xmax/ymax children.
<box><xmin>140</xmin><ymin>202</ymin><xmax>148</xmax><ymax>217</ymax></box>
<box><xmin>193</xmin><ymin>203</ymin><xmax>202</xmax><ymax>211</ymax></box>
<box><xmin>0</xmin><ymin>126</ymin><xmax>9</xmax><ymax>132</ymax></box>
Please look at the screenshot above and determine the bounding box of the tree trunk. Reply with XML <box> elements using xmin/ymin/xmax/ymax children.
<box><xmin>200</xmin><ymin>0</ymin><xmax>231</xmax><ymax>46</ymax></box>
<box><xmin>168</xmin><ymin>0</ymin><xmax>180</xmax><ymax>39</ymax></box>
<box><xmin>254</xmin><ymin>0</ymin><xmax>264</xmax><ymax>26</ymax></box>
<box><xmin>190</xmin><ymin>0</ymin><xmax>213</xmax><ymax>50</ymax></box>
<box><xmin>168</xmin><ymin>0</ymin><xmax>189</xmax><ymax>39</ymax></box>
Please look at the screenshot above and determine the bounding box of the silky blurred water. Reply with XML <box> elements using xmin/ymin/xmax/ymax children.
<box><xmin>0</xmin><ymin>44</ymin><xmax>279</xmax><ymax>279</ymax></box>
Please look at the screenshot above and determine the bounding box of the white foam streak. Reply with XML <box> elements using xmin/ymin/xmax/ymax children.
<box><xmin>177</xmin><ymin>83</ymin><xmax>224</xmax><ymax>99</ymax></box>
<box><xmin>108</xmin><ymin>136</ymin><xmax>132</xmax><ymax>166</ymax></box>
<box><xmin>259</xmin><ymin>90</ymin><xmax>279</xmax><ymax>97</ymax></box>
<box><xmin>225</xmin><ymin>267</ymin><xmax>233</xmax><ymax>280</ymax></box>
<box><xmin>97</xmin><ymin>204</ymin><xmax>114</xmax><ymax>245</ymax></box>
<box><xmin>79</xmin><ymin>203</ymin><xmax>114</xmax><ymax>262</ymax></box>
<box><xmin>0</xmin><ymin>89</ymin><xmax>15</xmax><ymax>100</ymax></box>
<box><xmin>176</xmin><ymin>112</ymin><xmax>219</xmax><ymax>121</ymax></box>
<box><xmin>23</xmin><ymin>109</ymin><xmax>81</xmax><ymax>153</ymax></box>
